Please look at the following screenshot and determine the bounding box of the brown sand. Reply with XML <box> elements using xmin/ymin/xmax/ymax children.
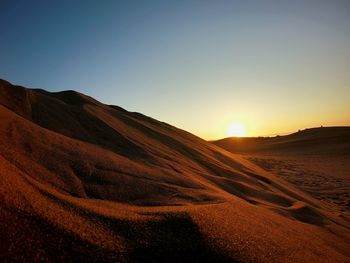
<box><xmin>213</xmin><ymin>130</ymin><xmax>350</xmax><ymax>220</ymax></box>
<box><xmin>1</xmin><ymin>79</ymin><xmax>350</xmax><ymax>262</ymax></box>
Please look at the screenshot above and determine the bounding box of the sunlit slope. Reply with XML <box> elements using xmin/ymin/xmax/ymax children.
<box><xmin>0</xmin><ymin>78</ymin><xmax>315</xmax><ymax>206</ymax></box>
<box><xmin>1</xmin><ymin>79</ymin><xmax>349</xmax><ymax>262</ymax></box>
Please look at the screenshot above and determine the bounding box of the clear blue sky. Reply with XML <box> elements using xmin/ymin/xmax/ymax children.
<box><xmin>1</xmin><ymin>0</ymin><xmax>350</xmax><ymax>139</ymax></box>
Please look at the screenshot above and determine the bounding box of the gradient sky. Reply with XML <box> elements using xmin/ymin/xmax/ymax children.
<box><xmin>1</xmin><ymin>0</ymin><xmax>350</xmax><ymax>139</ymax></box>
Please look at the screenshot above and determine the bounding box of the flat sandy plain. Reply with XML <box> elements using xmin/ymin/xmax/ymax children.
<box><xmin>246</xmin><ymin>154</ymin><xmax>350</xmax><ymax>214</ymax></box>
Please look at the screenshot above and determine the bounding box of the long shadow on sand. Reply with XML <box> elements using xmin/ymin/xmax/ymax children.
<box><xmin>105</xmin><ymin>212</ymin><xmax>236</xmax><ymax>263</ymax></box>
<box><xmin>2</xmin><ymin>202</ymin><xmax>237</xmax><ymax>263</ymax></box>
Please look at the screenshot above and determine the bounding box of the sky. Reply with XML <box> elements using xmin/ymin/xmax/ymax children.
<box><xmin>1</xmin><ymin>0</ymin><xmax>350</xmax><ymax>139</ymax></box>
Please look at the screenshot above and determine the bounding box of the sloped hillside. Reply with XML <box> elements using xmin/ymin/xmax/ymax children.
<box><xmin>1</xmin><ymin>79</ymin><xmax>349</xmax><ymax>262</ymax></box>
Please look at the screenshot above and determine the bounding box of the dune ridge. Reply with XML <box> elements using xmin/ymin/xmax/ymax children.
<box><xmin>212</xmin><ymin>127</ymin><xmax>350</xmax><ymax>155</ymax></box>
<box><xmin>1</xmin><ymin>79</ymin><xmax>350</xmax><ymax>262</ymax></box>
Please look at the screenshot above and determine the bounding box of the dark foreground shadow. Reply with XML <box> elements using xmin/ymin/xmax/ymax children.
<box><xmin>107</xmin><ymin>212</ymin><xmax>236</xmax><ymax>263</ymax></box>
<box><xmin>1</xmin><ymin>203</ymin><xmax>237</xmax><ymax>263</ymax></box>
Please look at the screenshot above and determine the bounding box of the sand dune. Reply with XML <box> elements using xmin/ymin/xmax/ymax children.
<box><xmin>1</xmin><ymin>79</ymin><xmax>350</xmax><ymax>262</ymax></box>
<box><xmin>213</xmin><ymin>127</ymin><xmax>350</xmax><ymax>155</ymax></box>
<box><xmin>213</xmin><ymin>129</ymin><xmax>350</xmax><ymax>216</ymax></box>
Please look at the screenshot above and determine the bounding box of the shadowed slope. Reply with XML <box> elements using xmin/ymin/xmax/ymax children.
<box><xmin>1</xmin><ymin>79</ymin><xmax>350</xmax><ymax>262</ymax></box>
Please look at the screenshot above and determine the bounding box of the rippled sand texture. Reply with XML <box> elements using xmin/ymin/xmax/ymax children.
<box><xmin>1</xmin><ymin>79</ymin><xmax>350</xmax><ymax>262</ymax></box>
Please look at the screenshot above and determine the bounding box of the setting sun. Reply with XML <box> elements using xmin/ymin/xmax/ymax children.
<box><xmin>228</xmin><ymin>123</ymin><xmax>246</xmax><ymax>137</ymax></box>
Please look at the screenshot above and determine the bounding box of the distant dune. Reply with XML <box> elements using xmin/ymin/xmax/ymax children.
<box><xmin>212</xmin><ymin>127</ymin><xmax>350</xmax><ymax>155</ymax></box>
<box><xmin>1</xmin><ymin>79</ymin><xmax>350</xmax><ymax>262</ymax></box>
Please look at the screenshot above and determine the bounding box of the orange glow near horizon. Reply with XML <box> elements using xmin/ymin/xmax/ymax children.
<box><xmin>228</xmin><ymin>123</ymin><xmax>246</xmax><ymax>137</ymax></box>
<box><xmin>2</xmin><ymin>1</ymin><xmax>349</xmax><ymax>142</ymax></box>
